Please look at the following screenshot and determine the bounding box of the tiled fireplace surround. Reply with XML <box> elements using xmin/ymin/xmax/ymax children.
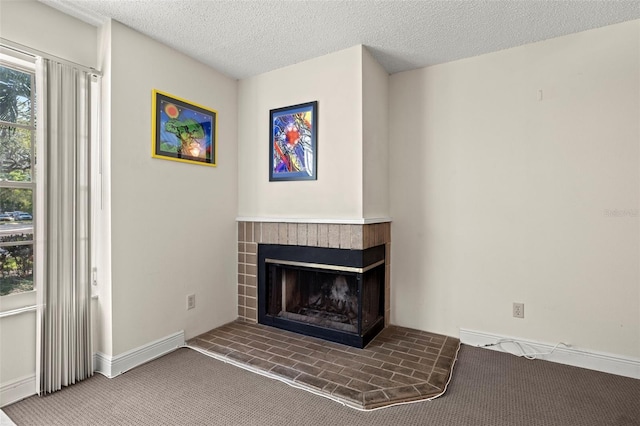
<box><xmin>237</xmin><ymin>220</ymin><xmax>391</xmax><ymax>327</ymax></box>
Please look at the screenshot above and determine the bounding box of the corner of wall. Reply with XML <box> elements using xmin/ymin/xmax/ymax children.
<box><xmin>94</xmin><ymin>18</ymin><xmax>114</xmax><ymax>358</ymax></box>
<box><xmin>361</xmin><ymin>46</ymin><xmax>390</xmax><ymax>219</ymax></box>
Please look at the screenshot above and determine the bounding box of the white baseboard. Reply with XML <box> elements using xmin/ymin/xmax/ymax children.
<box><xmin>459</xmin><ymin>328</ymin><xmax>640</xmax><ymax>380</ymax></box>
<box><xmin>94</xmin><ymin>330</ymin><xmax>185</xmax><ymax>378</ymax></box>
<box><xmin>0</xmin><ymin>375</ymin><xmax>35</xmax><ymax>408</ymax></box>
<box><xmin>1</xmin><ymin>332</ymin><xmax>184</xmax><ymax>407</ymax></box>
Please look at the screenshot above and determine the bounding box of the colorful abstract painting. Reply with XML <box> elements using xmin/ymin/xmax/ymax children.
<box><xmin>269</xmin><ymin>101</ymin><xmax>317</xmax><ymax>181</ymax></box>
<box><xmin>152</xmin><ymin>90</ymin><xmax>217</xmax><ymax>166</ymax></box>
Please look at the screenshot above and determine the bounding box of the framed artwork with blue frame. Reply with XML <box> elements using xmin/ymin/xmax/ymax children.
<box><xmin>152</xmin><ymin>89</ymin><xmax>217</xmax><ymax>167</ymax></box>
<box><xmin>269</xmin><ymin>101</ymin><xmax>317</xmax><ymax>181</ymax></box>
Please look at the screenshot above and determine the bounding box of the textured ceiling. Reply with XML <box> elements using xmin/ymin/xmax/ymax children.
<box><xmin>40</xmin><ymin>0</ymin><xmax>640</xmax><ymax>79</ymax></box>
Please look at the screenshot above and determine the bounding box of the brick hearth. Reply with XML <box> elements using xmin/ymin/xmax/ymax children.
<box><xmin>188</xmin><ymin>320</ymin><xmax>460</xmax><ymax>410</ymax></box>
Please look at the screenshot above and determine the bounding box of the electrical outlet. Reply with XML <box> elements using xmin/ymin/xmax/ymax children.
<box><xmin>513</xmin><ymin>302</ymin><xmax>524</xmax><ymax>319</ymax></box>
<box><xmin>187</xmin><ymin>294</ymin><xmax>196</xmax><ymax>310</ymax></box>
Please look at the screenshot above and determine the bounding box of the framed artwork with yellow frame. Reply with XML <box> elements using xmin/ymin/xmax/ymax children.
<box><xmin>152</xmin><ymin>89</ymin><xmax>217</xmax><ymax>166</ymax></box>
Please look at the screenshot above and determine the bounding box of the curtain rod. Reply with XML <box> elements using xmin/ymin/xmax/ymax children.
<box><xmin>0</xmin><ymin>37</ymin><xmax>102</xmax><ymax>76</ymax></box>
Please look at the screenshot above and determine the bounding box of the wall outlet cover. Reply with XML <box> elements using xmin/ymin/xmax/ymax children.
<box><xmin>513</xmin><ymin>302</ymin><xmax>524</xmax><ymax>319</ymax></box>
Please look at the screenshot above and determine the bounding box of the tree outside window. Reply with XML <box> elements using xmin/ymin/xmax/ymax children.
<box><xmin>0</xmin><ymin>62</ymin><xmax>35</xmax><ymax>296</ymax></box>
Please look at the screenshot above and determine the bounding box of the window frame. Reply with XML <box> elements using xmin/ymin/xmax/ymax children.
<box><xmin>0</xmin><ymin>50</ymin><xmax>37</xmax><ymax>300</ymax></box>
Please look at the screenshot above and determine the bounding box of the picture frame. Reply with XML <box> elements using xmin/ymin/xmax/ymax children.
<box><xmin>152</xmin><ymin>89</ymin><xmax>217</xmax><ymax>167</ymax></box>
<box><xmin>269</xmin><ymin>101</ymin><xmax>317</xmax><ymax>181</ymax></box>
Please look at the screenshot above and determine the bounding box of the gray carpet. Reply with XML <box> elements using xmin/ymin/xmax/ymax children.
<box><xmin>4</xmin><ymin>345</ymin><xmax>640</xmax><ymax>425</ymax></box>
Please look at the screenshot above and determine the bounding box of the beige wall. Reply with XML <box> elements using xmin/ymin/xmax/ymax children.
<box><xmin>362</xmin><ymin>47</ymin><xmax>390</xmax><ymax>219</ymax></box>
<box><xmin>107</xmin><ymin>21</ymin><xmax>238</xmax><ymax>355</ymax></box>
<box><xmin>0</xmin><ymin>293</ymin><xmax>36</xmax><ymax>402</ymax></box>
<box><xmin>0</xmin><ymin>0</ymin><xmax>97</xmax><ymax>68</ymax></box>
<box><xmin>94</xmin><ymin>20</ymin><xmax>113</xmax><ymax>357</ymax></box>
<box><xmin>237</xmin><ymin>46</ymin><xmax>364</xmax><ymax>220</ymax></box>
<box><xmin>237</xmin><ymin>45</ymin><xmax>391</xmax><ymax>222</ymax></box>
<box><xmin>389</xmin><ymin>20</ymin><xmax>640</xmax><ymax>358</ymax></box>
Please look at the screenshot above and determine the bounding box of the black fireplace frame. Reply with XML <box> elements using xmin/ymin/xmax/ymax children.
<box><xmin>258</xmin><ymin>244</ymin><xmax>385</xmax><ymax>348</ymax></box>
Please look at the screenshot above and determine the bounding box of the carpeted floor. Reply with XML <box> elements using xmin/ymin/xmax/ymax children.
<box><xmin>4</xmin><ymin>345</ymin><xmax>640</xmax><ymax>425</ymax></box>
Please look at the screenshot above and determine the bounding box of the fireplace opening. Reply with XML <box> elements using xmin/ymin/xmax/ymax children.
<box><xmin>258</xmin><ymin>244</ymin><xmax>385</xmax><ymax>348</ymax></box>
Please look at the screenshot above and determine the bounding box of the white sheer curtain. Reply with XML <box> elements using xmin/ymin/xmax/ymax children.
<box><xmin>35</xmin><ymin>57</ymin><xmax>94</xmax><ymax>394</ymax></box>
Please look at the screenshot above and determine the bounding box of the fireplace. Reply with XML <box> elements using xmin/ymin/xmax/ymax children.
<box><xmin>258</xmin><ymin>244</ymin><xmax>385</xmax><ymax>348</ymax></box>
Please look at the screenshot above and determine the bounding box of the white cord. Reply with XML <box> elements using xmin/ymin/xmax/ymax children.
<box><xmin>480</xmin><ymin>339</ymin><xmax>570</xmax><ymax>360</ymax></box>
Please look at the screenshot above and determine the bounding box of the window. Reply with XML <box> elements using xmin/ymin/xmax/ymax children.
<box><xmin>0</xmin><ymin>52</ymin><xmax>36</xmax><ymax>296</ymax></box>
